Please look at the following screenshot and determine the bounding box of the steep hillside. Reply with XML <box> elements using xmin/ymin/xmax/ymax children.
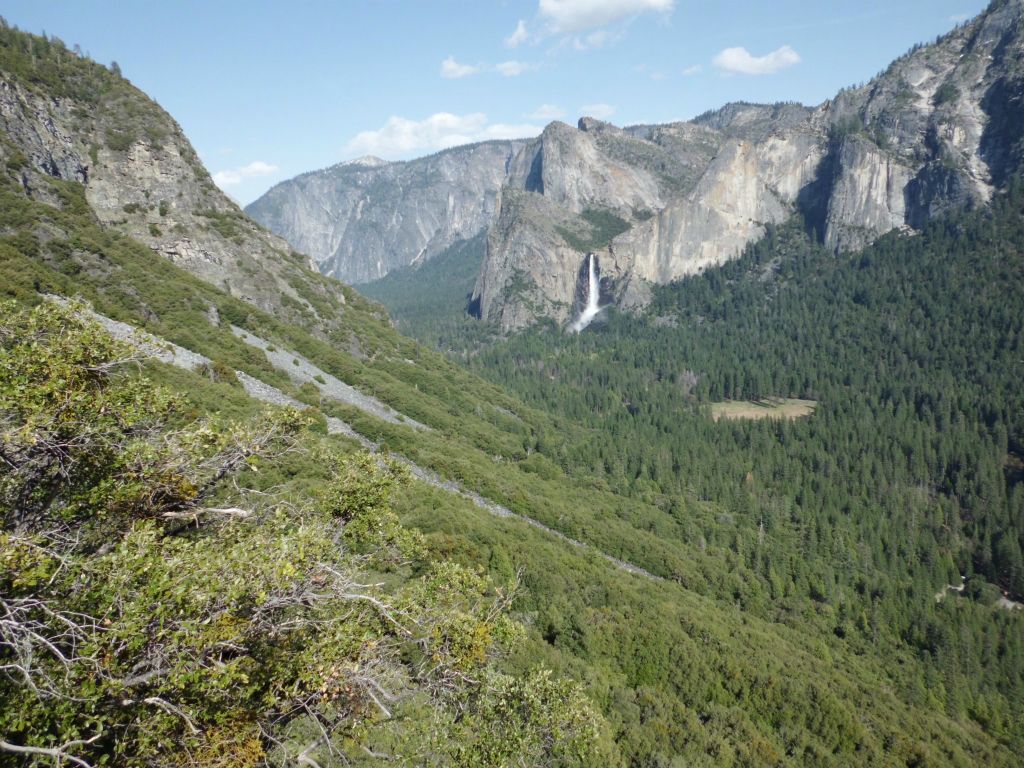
<box><xmin>0</xmin><ymin>21</ymin><xmax>352</xmax><ymax>333</ymax></box>
<box><xmin>246</xmin><ymin>140</ymin><xmax>526</xmax><ymax>284</ymax></box>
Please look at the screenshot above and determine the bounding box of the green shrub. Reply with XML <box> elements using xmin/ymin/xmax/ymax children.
<box><xmin>105</xmin><ymin>129</ymin><xmax>136</xmax><ymax>152</ymax></box>
<box><xmin>933</xmin><ymin>81</ymin><xmax>959</xmax><ymax>106</ymax></box>
<box><xmin>5</xmin><ymin>149</ymin><xmax>28</xmax><ymax>170</ymax></box>
<box><xmin>556</xmin><ymin>207</ymin><xmax>631</xmax><ymax>252</ymax></box>
<box><xmin>0</xmin><ymin>302</ymin><xmax>610</xmax><ymax>766</ymax></box>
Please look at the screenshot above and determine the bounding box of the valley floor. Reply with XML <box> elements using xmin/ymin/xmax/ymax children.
<box><xmin>710</xmin><ymin>397</ymin><xmax>818</xmax><ymax>421</ymax></box>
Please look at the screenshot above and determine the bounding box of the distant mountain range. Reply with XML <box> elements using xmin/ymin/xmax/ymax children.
<box><xmin>248</xmin><ymin>0</ymin><xmax>1024</xmax><ymax>330</ymax></box>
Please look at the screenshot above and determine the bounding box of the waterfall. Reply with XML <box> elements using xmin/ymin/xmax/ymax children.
<box><xmin>572</xmin><ymin>253</ymin><xmax>601</xmax><ymax>332</ymax></box>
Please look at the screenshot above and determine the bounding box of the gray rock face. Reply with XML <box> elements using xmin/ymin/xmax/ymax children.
<box><xmin>0</xmin><ymin>62</ymin><xmax>348</xmax><ymax>331</ymax></box>
<box><xmin>245</xmin><ymin>141</ymin><xmax>527</xmax><ymax>284</ymax></box>
<box><xmin>471</xmin><ymin>118</ymin><xmax>827</xmax><ymax>329</ymax></box>
<box><xmin>614</xmin><ymin>132</ymin><xmax>823</xmax><ymax>280</ymax></box>
<box><xmin>0</xmin><ymin>80</ymin><xmax>89</xmax><ymax>184</ymax></box>
<box><xmin>470</xmin><ymin>0</ymin><xmax>1024</xmax><ymax>329</ymax></box>
<box><xmin>507</xmin><ymin>121</ymin><xmax>666</xmax><ymax>215</ymax></box>
<box><xmin>818</xmin><ymin>137</ymin><xmax>914</xmax><ymax>252</ymax></box>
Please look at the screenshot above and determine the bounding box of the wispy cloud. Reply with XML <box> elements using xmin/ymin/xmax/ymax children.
<box><xmin>634</xmin><ymin>63</ymin><xmax>667</xmax><ymax>80</ymax></box>
<box><xmin>505</xmin><ymin>19</ymin><xmax>529</xmax><ymax>47</ymax></box>
<box><xmin>681</xmin><ymin>64</ymin><xmax>702</xmax><ymax>76</ymax></box>
<box><xmin>527</xmin><ymin>104</ymin><xmax>565</xmax><ymax>120</ymax></box>
<box><xmin>539</xmin><ymin>0</ymin><xmax>674</xmax><ymax>33</ymax></box>
<box><xmin>571</xmin><ymin>29</ymin><xmax>619</xmax><ymax>50</ymax></box>
<box><xmin>948</xmin><ymin>12</ymin><xmax>972</xmax><ymax>23</ymax></box>
<box><xmin>506</xmin><ymin>0</ymin><xmax>673</xmax><ymax>51</ymax></box>
<box><xmin>344</xmin><ymin>113</ymin><xmax>541</xmax><ymax>158</ymax></box>
<box><xmin>440</xmin><ymin>56</ymin><xmax>480</xmax><ymax>79</ymax></box>
<box><xmin>441</xmin><ymin>56</ymin><xmax>538</xmax><ymax>79</ymax></box>
<box><xmin>712</xmin><ymin>45</ymin><xmax>800</xmax><ymax>75</ymax></box>
<box><xmin>495</xmin><ymin>60</ymin><xmax>537</xmax><ymax>77</ymax></box>
<box><xmin>212</xmin><ymin>160</ymin><xmax>279</xmax><ymax>188</ymax></box>
<box><xmin>579</xmin><ymin>103</ymin><xmax>615</xmax><ymax>120</ymax></box>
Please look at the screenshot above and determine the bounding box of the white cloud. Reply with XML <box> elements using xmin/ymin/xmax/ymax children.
<box><xmin>440</xmin><ymin>56</ymin><xmax>480</xmax><ymax>79</ymax></box>
<box><xmin>634</xmin><ymin>63</ymin><xmax>666</xmax><ymax>80</ymax></box>
<box><xmin>212</xmin><ymin>160</ymin><xmax>279</xmax><ymax>188</ymax></box>
<box><xmin>527</xmin><ymin>104</ymin><xmax>565</xmax><ymax>120</ymax></box>
<box><xmin>440</xmin><ymin>56</ymin><xmax>536</xmax><ymax>79</ymax></box>
<box><xmin>506</xmin><ymin>19</ymin><xmax>529</xmax><ymax>47</ymax></box>
<box><xmin>579</xmin><ymin>103</ymin><xmax>615</xmax><ymax>119</ymax></box>
<box><xmin>681</xmin><ymin>64</ymin><xmax>702</xmax><ymax>76</ymax></box>
<box><xmin>344</xmin><ymin>113</ymin><xmax>541</xmax><ymax>158</ymax></box>
<box><xmin>948</xmin><ymin>12</ymin><xmax>971</xmax><ymax>22</ymax></box>
<box><xmin>571</xmin><ymin>29</ymin><xmax>618</xmax><ymax>50</ymax></box>
<box><xmin>712</xmin><ymin>45</ymin><xmax>801</xmax><ymax>75</ymax></box>
<box><xmin>539</xmin><ymin>0</ymin><xmax>674</xmax><ymax>33</ymax></box>
<box><xmin>495</xmin><ymin>60</ymin><xmax>536</xmax><ymax>76</ymax></box>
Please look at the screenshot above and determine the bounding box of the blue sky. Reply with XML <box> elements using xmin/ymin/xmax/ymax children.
<box><xmin>3</xmin><ymin>0</ymin><xmax>988</xmax><ymax>204</ymax></box>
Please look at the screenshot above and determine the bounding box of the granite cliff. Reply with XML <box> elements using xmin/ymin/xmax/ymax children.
<box><xmin>473</xmin><ymin>0</ymin><xmax>1024</xmax><ymax>328</ymax></box>
<box><xmin>245</xmin><ymin>141</ymin><xmax>526</xmax><ymax>284</ymax></box>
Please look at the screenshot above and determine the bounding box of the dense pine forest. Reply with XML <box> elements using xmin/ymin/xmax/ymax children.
<box><xmin>459</xmin><ymin>185</ymin><xmax>1024</xmax><ymax>742</ymax></box>
<box><xmin>372</xmin><ymin>182</ymin><xmax>1024</xmax><ymax>750</ymax></box>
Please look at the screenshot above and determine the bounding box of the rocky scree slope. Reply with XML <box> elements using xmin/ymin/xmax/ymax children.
<box><xmin>245</xmin><ymin>140</ymin><xmax>527</xmax><ymax>284</ymax></box>
<box><xmin>0</xmin><ymin>24</ymin><xmax>356</xmax><ymax>335</ymax></box>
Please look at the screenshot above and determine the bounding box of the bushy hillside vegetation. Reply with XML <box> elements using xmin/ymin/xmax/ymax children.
<box><xmin>0</xmin><ymin>302</ymin><xmax>609</xmax><ymax>766</ymax></box>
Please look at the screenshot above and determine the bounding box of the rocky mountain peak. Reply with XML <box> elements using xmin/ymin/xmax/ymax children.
<box><xmin>246</xmin><ymin>138</ymin><xmax>528</xmax><ymax>283</ymax></box>
<box><xmin>243</xmin><ymin>1</ymin><xmax>1024</xmax><ymax>332</ymax></box>
<box><xmin>339</xmin><ymin>155</ymin><xmax>389</xmax><ymax>168</ymax></box>
<box><xmin>0</xmin><ymin>28</ymin><xmax>350</xmax><ymax>331</ymax></box>
<box><xmin>468</xmin><ymin>0</ymin><xmax>1024</xmax><ymax>329</ymax></box>
<box><xmin>506</xmin><ymin>119</ymin><xmax>664</xmax><ymax>217</ymax></box>
<box><xmin>577</xmin><ymin>116</ymin><xmax>623</xmax><ymax>135</ymax></box>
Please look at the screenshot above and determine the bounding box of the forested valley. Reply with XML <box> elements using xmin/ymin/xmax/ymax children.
<box><xmin>377</xmin><ymin>181</ymin><xmax>1024</xmax><ymax>749</ymax></box>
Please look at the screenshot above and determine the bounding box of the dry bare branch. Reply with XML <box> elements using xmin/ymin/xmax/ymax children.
<box><xmin>0</xmin><ymin>733</ymin><xmax>100</xmax><ymax>768</ymax></box>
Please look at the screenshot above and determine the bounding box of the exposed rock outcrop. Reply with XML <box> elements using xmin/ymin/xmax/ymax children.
<box><xmin>0</xmin><ymin>59</ymin><xmax>347</xmax><ymax>329</ymax></box>
<box><xmin>506</xmin><ymin>121</ymin><xmax>665</xmax><ymax>215</ymax></box>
